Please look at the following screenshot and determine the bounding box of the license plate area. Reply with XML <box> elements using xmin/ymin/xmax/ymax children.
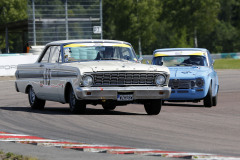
<box><xmin>117</xmin><ymin>92</ymin><xmax>133</xmax><ymax>101</ymax></box>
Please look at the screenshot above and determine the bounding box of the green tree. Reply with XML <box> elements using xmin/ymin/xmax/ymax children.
<box><xmin>0</xmin><ymin>0</ymin><xmax>27</xmax><ymax>23</ymax></box>
<box><xmin>0</xmin><ymin>0</ymin><xmax>27</xmax><ymax>52</ymax></box>
<box><xmin>103</xmin><ymin>0</ymin><xmax>161</xmax><ymax>54</ymax></box>
<box><xmin>160</xmin><ymin>0</ymin><xmax>221</xmax><ymax>49</ymax></box>
<box><xmin>212</xmin><ymin>0</ymin><xmax>240</xmax><ymax>52</ymax></box>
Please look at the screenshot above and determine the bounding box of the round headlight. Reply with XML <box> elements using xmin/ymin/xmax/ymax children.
<box><xmin>191</xmin><ymin>81</ymin><xmax>195</xmax><ymax>88</ymax></box>
<box><xmin>155</xmin><ymin>75</ymin><xmax>166</xmax><ymax>85</ymax></box>
<box><xmin>82</xmin><ymin>75</ymin><xmax>93</xmax><ymax>87</ymax></box>
<box><xmin>196</xmin><ymin>78</ymin><xmax>204</xmax><ymax>87</ymax></box>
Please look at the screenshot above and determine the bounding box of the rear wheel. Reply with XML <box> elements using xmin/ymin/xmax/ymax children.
<box><xmin>69</xmin><ymin>87</ymin><xmax>86</xmax><ymax>114</ymax></box>
<box><xmin>144</xmin><ymin>100</ymin><xmax>162</xmax><ymax>115</ymax></box>
<box><xmin>102</xmin><ymin>101</ymin><xmax>116</xmax><ymax>111</ymax></box>
<box><xmin>204</xmin><ymin>84</ymin><xmax>213</xmax><ymax>108</ymax></box>
<box><xmin>28</xmin><ymin>86</ymin><xmax>45</xmax><ymax>110</ymax></box>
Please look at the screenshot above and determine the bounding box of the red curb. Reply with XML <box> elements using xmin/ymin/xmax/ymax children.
<box><xmin>135</xmin><ymin>150</ymin><xmax>184</xmax><ymax>154</ymax></box>
<box><xmin>48</xmin><ymin>141</ymin><xmax>81</xmax><ymax>144</ymax></box>
<box><xmin>1</xmin><ymin>131</ymin><xmax>240</xmax><ymax>159</ymax></box>
<box><xmin>108</xmin><ymin>150</ymin><xmax>187</xmax><ymax>155</ymax></box>
<box><xmin>36</xmin><ymin>141</ymin><xmax>83</xmax><ymax>145</ymax></box>
<box><xmin>63</xmin><ymin>146</ymin><xmax>133</xmax><ymax>150</ymax></box>
<box><xmin>108</xmin><ymin>150</ymin><xmax>135</xmax><ymax>154</ymax></box>
<box><xmin>0</xmin><ymin>132</ymin><xmax>10</xmax><ymax>134</ymax></box>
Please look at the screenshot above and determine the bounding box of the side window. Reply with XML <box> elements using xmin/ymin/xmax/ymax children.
<box><xmin>40</xmin><ymin>46</ymin><xmax>61</xmax><ymax>63</ymax></box>
<box><xmin>207</xmin><ymin>51</ymin><xmax>213</xmax><ymax>66</ymax></box>
<box><xmin>41</xmin><ymin>47</ymin><xmax>51</xmax><ymax>63</ymax></box>
<box><xmin>153</xmin><ymin>57</ymin><xmax>163</xmax><ymax>65</ymax></box>
<box><xmin>49</xmin><ymin>46</ymin><xmax>61</xmax><ymax>63</ymax></box>
<box><xmin>119</xmin><ymin>47</ymin><xmax>133</xmax><ymax>60</ymax></box>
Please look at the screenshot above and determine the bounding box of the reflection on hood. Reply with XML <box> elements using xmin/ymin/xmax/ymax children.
<box><xmin>169</xmin><ymin>66</ymin><xmax>209</xmax><ymax>79</ymax></box>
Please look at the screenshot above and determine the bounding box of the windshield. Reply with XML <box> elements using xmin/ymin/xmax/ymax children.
<box><xmin>153</xmin><ymin>55</ymin><xmax>207</xmax><ymax>67</ymax></box>
<box><xmin>63</xmin><ymin>43</ymin><xmax>137</xmax><ymax>62</ymax></box>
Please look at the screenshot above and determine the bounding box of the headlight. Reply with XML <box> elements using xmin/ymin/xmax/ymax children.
<box><xmin>191</xmin><ymin>81</ymin><xmax>196</xmax><ymax>88</ymax></box>
<box><xmin>196</xmin><ymin>78</ymin><xmax>204</xmax><ymax>87</ymax></box>
<box><xmin>82</xmin><ymin>75</ymin><xmax>93</xmax><ymax>87</ymax></box>
<box><xmin>155</xmin><ymin>75</ymin><xmax>166</xmax><ymax>85</ymax></box>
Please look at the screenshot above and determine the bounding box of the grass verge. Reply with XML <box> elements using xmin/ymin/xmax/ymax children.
<box><xmin>214</xmin><ymin>59</ymin><xmax>240</xmax><ymax>69</ymax></box>
<box><xmin>0</xmin><ymin>150</ymin><xmax>38</xmax><ymax>160</ymax></box>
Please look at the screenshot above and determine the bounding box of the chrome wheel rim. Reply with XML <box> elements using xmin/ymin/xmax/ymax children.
<box><xmin>29</xmin><ymin>87</ymin><xmax>35</xmax><ymax>104</ymax></box>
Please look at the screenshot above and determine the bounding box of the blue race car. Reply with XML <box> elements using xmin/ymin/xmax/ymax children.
<box><xmin>152</xmin><ymin>48</ymin><xmax>219</xmax><ymax>107</ymax></box>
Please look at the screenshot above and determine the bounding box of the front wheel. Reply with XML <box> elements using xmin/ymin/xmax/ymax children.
<box><xmin>204</xmin><ymin>84</ymin><xmax>213</xmax><ymax>108</ymax></box>
<box><xmin>212</xmin><ymin>90</ymin><xmax>218</xmax><ymax>106</ymax></box>
<box><xmin>69</xmin><ymin>87</ymin><xmax>86</xmax><ymax>114</ymax></box>
<box><xmin>28</xmin><ymin>86</ymin><xmax>45</xmax><ymax>110</ymax></box>
<box><xmin>144</xmin><ymin>100</ymin><xmax>162</xmax><ymax>115</ymax></box>
<box><xmin>102</xmin><ymin>101</ymin><xmax>116</xmax><ymax>111</ymax></box>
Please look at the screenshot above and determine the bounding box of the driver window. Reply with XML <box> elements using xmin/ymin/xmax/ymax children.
<box><xmin>207</xmin><ymin>51</ymin><xmax>213</xmax><ymax>66</ymax></box>
<box><xmin>41</xmin><ymin>47</ymin><xmax>51</xmax><ymax>63</ymax></box>
<box><xmin>120</xmin><ymin>47</ymin><xmax>132</xmax><ymax>60</ymax></box>
<box><xmin>49</xmin><ymin>46</ymin><xmax>61</xmax><ymax>63</ymax></box>
<box><xmin>40</xmin><ymin>46</ymin><xmax>61</xmax><ymax>63</ymax></box>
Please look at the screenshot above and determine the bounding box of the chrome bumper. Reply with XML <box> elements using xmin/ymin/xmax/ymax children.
<box><xmin>75</xmin><ymin>86</ymin><xmax>171</xmax><ymax>100</ymax></box>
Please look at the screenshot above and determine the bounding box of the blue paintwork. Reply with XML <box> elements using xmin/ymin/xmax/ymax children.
<box><xmin>167</xmin><ymin>66</ymin><xmax>216</xmax><ymax>100</ymax></box>
<box><xmin>152</xmin><ymin>48</ymin><xmax>219</xmax><ymax>102</ymax></box>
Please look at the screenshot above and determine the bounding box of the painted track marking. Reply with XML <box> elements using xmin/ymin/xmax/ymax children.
<box><xmin>0</xmin><ymin>132</ymin><xmax>239</xmax><ymax>160</ymax></box>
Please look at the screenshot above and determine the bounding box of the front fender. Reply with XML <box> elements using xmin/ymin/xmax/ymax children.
<box><xmin>202</xmin><ymin>71</ymin><xmax>218</xmax><ymax>98</ymax></box>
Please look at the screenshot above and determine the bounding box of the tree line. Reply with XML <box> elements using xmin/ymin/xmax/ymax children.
<box><xmin>1</xmin><ymin>0</ymin><xmax>240</xmax><ymax>54</ymax></box>
<box><xmin>103</xmin><ymin>0</ymin><xmax>240</xmax><ymax>54</ymax></box>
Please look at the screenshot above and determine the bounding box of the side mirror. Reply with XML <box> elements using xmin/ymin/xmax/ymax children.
<box><xmin>212</xmin><ymin>59</ymin><xmax>215</xmax><ymax>65</ymax></box>
<box><xmin>138</xmin><ymin>57</ymin><xmax>143</xmax><ymax>63</ymax></box>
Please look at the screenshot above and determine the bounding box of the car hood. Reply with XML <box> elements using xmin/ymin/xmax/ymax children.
<box><xmin>169</xmin><ymin>66</ymin><xmax>210</xmax><ymax>79</ymax></box>
<box><xmin>64</xmin><ymin>60</ymin><xmax>169</xmax><ymax>74</ymax></box>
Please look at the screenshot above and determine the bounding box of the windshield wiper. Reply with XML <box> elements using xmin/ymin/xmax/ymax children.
<box><xmin>99</xmin><ymin>58</ymin><xmax>128</xmax><ymax>61</ymax></box>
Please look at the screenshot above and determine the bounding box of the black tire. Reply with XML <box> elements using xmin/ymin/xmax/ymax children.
<box><xmin>204</xmin><ymin>83</ymin><xmax>213</xmax><ymax>108</ymax></box>
<box><xmin>28</xmin><ymin>86</ymin><xmax>45</xmax><ymax>110</ymax></box>
<box><xmin>69</xmin><ymin>87</ymin><xmax>86</xmax><ymax>114</ymax></box>
<box><xmin>212</xmin><ymin>88</ymin><xmax>218</xmax><ymax>106</ymax></box>
<box><xmin>162</xmin><ymin>100</ymin><xmax>165</xmax><ymax>105</ymax></box>
<box><xmin>144</xmin><ymin>100</ymin><xmax>162</xmax><ymax>115</ymax></box>
<box><xmin>102</xmin><ymin>101</ymin><xmax>116</xmax><ymax>111</ymax></box>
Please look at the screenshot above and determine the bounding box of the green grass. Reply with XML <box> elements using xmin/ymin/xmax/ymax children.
<box><xmin>0</xmin><ymin>150</ymin><xmax>38</xmax><ymax>160</ymax></box>
<box><xmin>214</xmin><ymin>59</ymin><xmax>240</xmax><ymax>69</ymax></box>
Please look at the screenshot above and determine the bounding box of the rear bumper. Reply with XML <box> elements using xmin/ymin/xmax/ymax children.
<box><xmin>75</xmin><ymin>86</ymin><xmax>171</xmax><ymax>100</ymax></box>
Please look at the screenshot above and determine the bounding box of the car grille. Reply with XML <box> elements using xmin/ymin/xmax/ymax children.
<box><xmin>89</xmin><ymin>72</ymin><xmax>162</xmax><ymax>86</ymax></box>
<box><xmin>169</xmin><ymin>79</ymin><xmax>195</xmax><ymax>89</ymax></box>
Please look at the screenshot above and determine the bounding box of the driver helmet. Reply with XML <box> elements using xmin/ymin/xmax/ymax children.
<box><xmin>103</xmin><ymin>47</ymin><xmax>113</xmax><ymax>58</ymax></box>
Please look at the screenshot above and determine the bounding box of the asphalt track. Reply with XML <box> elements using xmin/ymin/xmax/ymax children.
<box><xmin>0</xmin><ymin>69</ymin><xmax>239</xmax><ymax>159</ymax></box>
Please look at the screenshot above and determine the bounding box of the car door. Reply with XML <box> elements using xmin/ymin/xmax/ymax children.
<box><xmin>38</xmin><ymin>46</ymin><xmax>62</xmax><ymax>101</ymax></box>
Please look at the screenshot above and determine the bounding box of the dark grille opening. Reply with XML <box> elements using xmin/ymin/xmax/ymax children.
<box><xmin>169</xmin><ymin>79</ymin><xmax>195</xmax><ymax>89</ymax></box>
<box><xmin>139</xmin><ymin>80</ymin><xmax>146</xmax><ymax>84</ymax></box>
<box><xmin>89</xmin><ymin>72</ymin><xmax>163</xmax><ymax>86</ymax></box>
<box><xmin>147</xmin><ymin>81</ymin><xmax>153</xmax><ymax>84</ymax></box>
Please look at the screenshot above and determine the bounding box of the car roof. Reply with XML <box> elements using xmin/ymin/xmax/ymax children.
<box><xmin>46</xmin><ymin>39</ymin><xmax>131</xmax><ymax>46</ymax></box>
<box><xmin>153</xmin><ymin>48</ymin><xmax>209</xmax><ymax>57</ymax></box>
